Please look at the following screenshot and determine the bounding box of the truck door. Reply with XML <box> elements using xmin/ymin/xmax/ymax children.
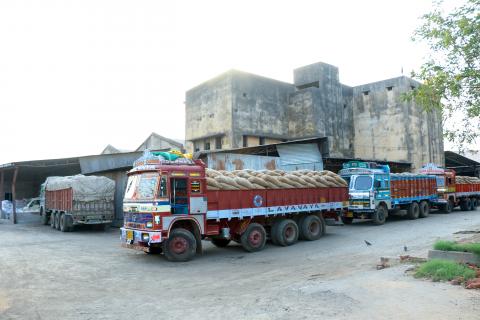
<box><xmin>170</xmin><ymin>178</ymin><xmax>188</xmax><ymax>214</ymax></box>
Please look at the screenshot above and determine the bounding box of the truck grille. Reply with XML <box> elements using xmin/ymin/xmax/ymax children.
<box><xmin>124</xmin><ymin>213</ymin><xmax>153</xmax><ymax>229</ymax></box>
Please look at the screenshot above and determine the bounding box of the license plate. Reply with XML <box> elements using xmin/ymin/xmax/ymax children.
<box><xmin>126</xmin><ymin>230</ymin><xmax>134</xmax><ymax>242</ymax></box>
<box><xmin>345</xmin><ymin>212</ymin><xmax>353</xmax><ymax>218</ymax></box>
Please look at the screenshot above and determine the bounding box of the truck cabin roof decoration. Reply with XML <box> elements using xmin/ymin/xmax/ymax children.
<box><xmin>340</xmin><ymin>161</ymin><xmax>390</xmax><ymax>176</ymax></box>
<box><xmin>132</xmin><ymin>150</ymin><xmax>203</xmax><ymax>172</ymax></box>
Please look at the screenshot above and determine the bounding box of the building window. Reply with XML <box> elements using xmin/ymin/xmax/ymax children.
<box><xmin>193</xmin><ymin>141</ymin><xmax>200</xmax><ymax>152</ymax></box>
<box><xmin>204</xmin><ymin>141</ymin><xmax>210</xmax><ymax>151</ymax></box>
<box><xmin>243</xmin><ymin>135</ymin><xmax>248</xmax><ymax>147</ymax></box>
<box><xmin>242</xmin><ymin>93</ymin><xmax>247</xmax><ymax>98</ymax></box>
<box><xmin>215</xmin><ymin>137</ymin><xmax>222</xmax><ymax>150</ymax></box>
<box><xmin>386</xmin><ymin>86</ymin><xmax>393</xmax><ymax>91</ymax></box>
<box><xmin>363</xmin><ymin>91</ymin><xmax>370</xmax><ymax>96</ymax></box>
<box><xmin>259</xmin><ymin>137</ymin><xmax>265</xmax><ymax>145</ymax></box>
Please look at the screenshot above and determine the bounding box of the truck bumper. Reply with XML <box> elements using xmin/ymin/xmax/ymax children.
<box><xmin>120</xmin><ymin>227</ymin><xmax>163</xmax><ymax>250</ymax></box>
<box><xmin>343</xmin><ymin>209</ymin><xmax>374</xmax><ymax>219</ymax></box>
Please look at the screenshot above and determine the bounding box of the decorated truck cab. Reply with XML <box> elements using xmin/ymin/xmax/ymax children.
<box><xmin>419</xmin><ymin>163</ymin><xmax>480</xmax><ymax>212</ymax></box>
<box><xmin>121</xmin><ymin>151</ymin><xmax>348</xmax><ymax>261</ymax></box>
<box><xmin>339</xmin><ymin>161</ymin><xmax>437</xmax><ymax>225</ymax></box>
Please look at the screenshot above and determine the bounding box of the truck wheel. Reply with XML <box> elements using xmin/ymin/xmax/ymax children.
<box><xmin>372</xmin><ymin>205</ymin><xmax>387</xmax><ymax>225</ymax></box>
<box><xmin>240</xmin><ymin>223</ymin><xmax>266</xmax><ymax>252</ymax></box>
<box><xmin>406</xmin><ymin>202</ymin><xmax>420</xmax><ymax>220</ymax></box>
<box><xmin>50</xmin><ymin>212</ymin><xmax>56</xmax><ymax>228</ymax></box>
<box><xmin>54</xmin><ymin>213</ymin><xmax>61</xmax><ymax>230</ymax></box>
<box><xmin>460</xmin><ymin>199</ymin><xmax>469</xmax><ymax>211</ymax></box>
<box><xmin>419</xmin><ymin>201</ymin><xmax>430</xmax><ymax>218</ymax></box>
<box><xmin>299</xmin><ymin>215</ymin><xmax>323</xmax><ymax>240</ymax></box>
<box><xmin>441</xmin><ymin>200</ymin><xmax>453</xmax><ymax>213</ymax></box>
<box><xmin>473</xmin><ymin>198</ymin><xmax>478</xmax><ymax>210</ymax></box>
<box><xmin>468</xmin><ymin>198</ymin><xmax>475</xmax><ymax>211</ymax></box>
<box><xmin>341</xmin><ymin>217</ymin><xmax>353</xmax><ymax>225</ymax></box>
<box><xmin>163</xmin><ymin>228</ymin><xmax>197</xmax><ymax>262</ymax></box>
<box><xmin>40</xmin><ymin>208</ymin><xmax>49</xmax><ymax>225</ymax></box>
<box><xmin>211</xmin><ymin>238</ymin><xmax>231</xmax><ymax>247</ymax></box>
<box><xmin>271</xmin><ymin>219</ymin><xmax>298</xmax><ymax>246</ymax></box>
<box><xmin>60</xmin><ymin>214</ymin><xmax>73</xmax><ymax>232</ymax></box>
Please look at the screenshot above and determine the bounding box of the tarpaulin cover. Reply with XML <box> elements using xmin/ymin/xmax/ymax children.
<box><xmin>45</xmin><ymin>175</ymin><xmax>115</xmax><ymax>202</ymax></box>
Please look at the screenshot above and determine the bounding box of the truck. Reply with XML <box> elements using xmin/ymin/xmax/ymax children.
<box><xmin>120</xmin><ymin>151</ymin><xmax>348</xmax><ymax>261</ymax></box>
<box><xmin>418</xmin><ymin>163</ymin><xmax>480</xmax><ymax>212</ymax></box>
<box><xmin>339</xmin><ymin>161</ymin><xmax>438</xmax><ymax>225</ymax></box>
<box><xmin>39</xmin><ymin>175</ymin><xmax>115</xmax><ymax>232</ymax></box>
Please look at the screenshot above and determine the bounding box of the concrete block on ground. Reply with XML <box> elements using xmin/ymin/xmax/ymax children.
<box><xmin>428</xmin><ymin>249</ymin><xmax>480</xmax><ymax>265</ymax></box>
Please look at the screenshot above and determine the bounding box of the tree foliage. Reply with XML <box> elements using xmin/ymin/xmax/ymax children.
<box><xmin>409</xmin><ymin>0</ymin><xmax>480</xmax><ymax>149</ymax></box>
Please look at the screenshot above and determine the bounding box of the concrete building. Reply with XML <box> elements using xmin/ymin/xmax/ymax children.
<box><xmin>185</xmin><ymin>62</ymin><xmax>444</xmax><ymax>170</ymax></box>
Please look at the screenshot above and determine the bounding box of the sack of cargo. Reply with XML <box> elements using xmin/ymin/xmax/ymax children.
<box><xmin>248</xmin><ymin>176</ymin><xmax>271</xmax><ymax>188</ymax></box>
<box><xmin>235</xmin><ymin>177</ymin><xmax>255</xmax><ymax>189</ymax></box>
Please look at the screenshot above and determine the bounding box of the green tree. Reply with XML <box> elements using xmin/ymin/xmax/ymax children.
<box><xmin>409</xmin><ymin>0</ymin><xmax>479</xmax><ymax>150</ymax></box>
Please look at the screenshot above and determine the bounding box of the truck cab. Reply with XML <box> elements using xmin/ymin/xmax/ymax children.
<box><xmin>419</xmin><ymin>163</ymin><xmax>456</xmax><ymax>212</ymax></box>
<box><xmin>339</xmin><ymin>161</ymin><xmax>392</xmax><ymax>225</ymax></box>
<box><xmin>120</xmin><ymin>151</ymin><xmax>207</xmax><ymax>260</ymax></box>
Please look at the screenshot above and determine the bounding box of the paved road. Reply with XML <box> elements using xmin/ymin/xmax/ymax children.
<box><xmin>1</xmin><ymin>210</ymin><xmax>480</xmax><ymax>320</ymax></box>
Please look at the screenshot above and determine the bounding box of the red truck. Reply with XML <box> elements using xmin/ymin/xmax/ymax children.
<box><xmin>40</xmin><ymin>175</ymin><xmax>115</xmax><ymax>231</ymax></box>
<box><xmin>120</xmin><ymin>153</ymin><xmax>348</xmax><ymax>261</ymax></box>
<box><xmin>418</xmin><ymin>163</ymin><xmax>480</xmax><ymax>212</ymax></box>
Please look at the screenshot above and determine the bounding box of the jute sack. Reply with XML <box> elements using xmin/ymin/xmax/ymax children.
<box><xmin>284</xmin><ymin>174</ymin><xmax>303</xmax><ymax>184</ymax></box>
<box><xmin>235</xmin><ymin>177</ymin><xmax>255</xmax><ymax>189</ymax></box>
<box><xmin>278</xmin><ymin>176</ymin><xmax>303</xmax><ymax>188</ymax></box>
<box><xmin>206</xmin><ymin>185</ymin><xmax>220</xmax><ymax>190</ymax></box>
<box><xmin>215</xmin><ymin>175</ymin><xmax>242</xmax><ymax>189</ymax></box>
<box><xmin>206</xmin><ymin>169</ymin><xmax>221</xmax><ymax>178</ymax></box>
<box><xmin>217</xmin><ymin>182</ymin><xmax>240</xmax><ymax>190</ymax></box>
<box><xmin>206</xmin><ymin>177</ymin><xmax>220</xmax><ymax>188</ymax></box>
<box><xmin>248</xmin><ymin>176</ymin><xmax>271</xmax><ymax>188</ymax></box>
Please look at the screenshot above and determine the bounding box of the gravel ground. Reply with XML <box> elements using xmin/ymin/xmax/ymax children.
<box><xmin>1</xmin><ymin>209</ymin><xmax>480</xmax><ymax>320</ymax></box>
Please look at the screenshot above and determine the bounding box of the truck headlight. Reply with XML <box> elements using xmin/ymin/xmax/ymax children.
<box><xmin>142</xmin><ymin>233</ymin><xmax>150</xmax><ymax>242</ymax></box>
<box><xmin>146</xmin><ymin>222</ymin><xmax>153</xmax><ymax>228</ymax></box>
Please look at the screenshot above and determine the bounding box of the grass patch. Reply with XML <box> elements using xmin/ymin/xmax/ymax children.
<box><xmin>434</xmin><ymin>240</ymin><xmax>480</xmax><ymax>256</ymax></box>
<box><xmin>415</xmin><ymin>259</ymin><xmax>476</xmax><ymax>282</ymax></box>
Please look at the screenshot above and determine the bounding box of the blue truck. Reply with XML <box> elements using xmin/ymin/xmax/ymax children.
<box><xmin>339</xmin><ymin>161</ymin><xmax>438</xmax><ymax>225</ymax></box>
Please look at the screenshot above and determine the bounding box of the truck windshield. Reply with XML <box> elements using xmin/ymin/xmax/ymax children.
<box><xmin>436</xmin><ymin>176</ymin><xmax>445</xmax><ymax>187</ymax></box>
<box><xmin>353</xmin><ymin>176</ymin><xmax>373</xmax><ymax>190</ymax></box>
<box><xmin>124</xmin><ymin>172</ymin><xmax>160</xmax><ymax>200</ymax></box>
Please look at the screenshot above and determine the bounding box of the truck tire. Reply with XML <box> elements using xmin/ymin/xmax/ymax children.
<box><xmin>271</xmin><ymin>219</ymin><xmax>299</xmax><ymax>246</ymax></box>
<box><xmin>40</xmin><ymin>208</ymin><xmax>49</xmax><ymax>225</ymax></box>
<box><xmin>50</xmin><ymin>212</ymin><xmax>56</xmax><ymax>228</ymax></box>
<box><xmin>441</xmin><ymin>200</ymin><xmax>453</xmax><ymax>213</ymax></box>
<box><xmin>473</xmin><ymin>198</ymin><xmax>478</xmax><ymax>210</ymax></box>
<box><xmin>240</xmin><ymin>223</ymin><xmax>266</xmax><ymax>252</ymax></box>
<box><xmin>468</xmin><ymin>198</ymin><xmax>475</xmax><ymax>211</ymax></box>
<box><xmin>299</xmin><ymin>215</ymin><xmax>323</xmax><ymax>240</ymax></box>
<box><xmin>341</xmin><ymin>217</ymin><xmax>353</xmax><ymax>225</ymax></box>
<box><xmin>419</xmin><ymin>201</ymin><xmax>430</xmax><ymax>218</ymax></box>
<box><xmin>163</xmin><ymin>228</ymin><xmax>197</xmax><ymax>262</ymax></box>
<box><xmin>54</xmin><ymin>213</ymin><xmax>61</xmax><ymax>230</ymax></box>
<box><xmin>460</xmin><ymin>199</ymin><xmax>470</xmax><ymax>211</ymax></box>
<box><xmin>211</xmin><ymin>238</ymin><xmax>231</xmax><ymax>247</ymax></box>
<box><xmin>406</xmin><ymin>202</ymin><xmax>420</xmax><ymax>220</ymax></box>
<box><xmin>60</xmin><ymin>214</ymin><xmax>72</xmax><ymax>232</ymax></box>
<box><xmin>372</xmin><ymin>204</ymin><xmax>387</xmax><ymax>225</ymax></box>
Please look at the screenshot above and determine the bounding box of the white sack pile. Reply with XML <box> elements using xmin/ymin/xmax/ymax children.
<box><xmin>456</xmin><ymin>176</ymin><xmax>480</xmax><ymax>184</ymax></box>
<box><xmin>205</xmin><ymin>169</ymin><xmax>347</xmax><ymax>190</ymax></box>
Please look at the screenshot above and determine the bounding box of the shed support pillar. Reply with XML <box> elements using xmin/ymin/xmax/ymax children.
<box><xmin>0</xmin><ymin>171</ymin><xmax>4</xmax><ymax>219</ymax></box>
<box><xmin>11</xmin><ymin>167</ymin><xmax>18</xmax><ymax>224</ymax></box>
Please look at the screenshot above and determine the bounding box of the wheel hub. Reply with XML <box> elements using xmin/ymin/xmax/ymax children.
<box><xmin>170</xmin><ymin>237</ymin><xmax>188</xmax><ymax>254</ymax></box>
<box><xmin>248</xmin><ymin>230</ymin><xmax>262</xmax><ymax>247</ymax></box>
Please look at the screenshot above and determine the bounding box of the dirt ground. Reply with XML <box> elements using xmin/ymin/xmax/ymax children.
<box><xmin>1</xmin><ymin>209</ymin><xmax>480</xmax><ymax>320</ymax></box>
